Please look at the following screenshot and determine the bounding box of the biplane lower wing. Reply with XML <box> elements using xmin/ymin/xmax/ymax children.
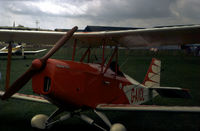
<box><xmin>0</xmin><ymin>90</ymin><xmax>50</xmax><ymax>104</ymax></box>
<box><xmin>96</xmin><ymin>104</ymin><xmax>200</xmax><ymax>113</ymax></box>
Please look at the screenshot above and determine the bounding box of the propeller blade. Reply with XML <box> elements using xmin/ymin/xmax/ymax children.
<box><xmin>2</xmin><ymin>66</ymin><xmax>36</xmax><ymax>100</ymax></box>
<box><xmin>40</xmin><ymin>26</ymin><xmax>78</xmax><ymax>63</ymax></box>
<box><xmin>1</xmin><ymin>26</ymin><xmax>78</xmax><ymax>100</ymax></box>
<box><xmin>5</xmin><ymin>42</ymin><xmax>12</xmax><ymax>90</ymax></box>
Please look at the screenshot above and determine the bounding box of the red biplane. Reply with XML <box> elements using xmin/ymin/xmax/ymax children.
<box><xmin>0</xmin><ymin>25</ymin><xmax>200</xmax><ymax>131</ymax></box>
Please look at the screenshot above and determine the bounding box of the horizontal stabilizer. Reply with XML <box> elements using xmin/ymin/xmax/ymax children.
<box><xmin>149</xmin><ymin>87</ymin><xmax>191</xmax><ymax>99</ymax></box>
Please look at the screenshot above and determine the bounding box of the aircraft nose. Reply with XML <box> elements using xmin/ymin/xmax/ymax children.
<box><xmin>32</xmin><ymin>59</ymin><xmax>43</xmax><ymax>70</ymax></box>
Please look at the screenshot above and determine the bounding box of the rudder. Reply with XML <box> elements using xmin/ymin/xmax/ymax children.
<box><xmin>143</xmin><ymin>58</ymin><xmax>161</xmax><ymax>87</ymax></box>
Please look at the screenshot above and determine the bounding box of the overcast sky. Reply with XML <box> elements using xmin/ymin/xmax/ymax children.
<box><xmin>0</xmin><ymin>0</ymin><xmax>200</xmax><ymax>29</ymax></box>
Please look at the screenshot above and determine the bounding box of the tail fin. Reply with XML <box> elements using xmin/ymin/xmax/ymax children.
<box><xmin>143</xmin><ymin>58</ymin><xmax>161</xmax><ymax>87</ymax></box>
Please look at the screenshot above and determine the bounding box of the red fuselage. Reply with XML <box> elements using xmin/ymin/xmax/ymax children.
<box><xmin>32</xmin><ymin>59</ymin><xmax>131</xmax><ymax>110</ymax></box>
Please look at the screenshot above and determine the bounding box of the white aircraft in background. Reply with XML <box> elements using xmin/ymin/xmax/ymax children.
<box><xmin>0</xmin><ymin>43</ymin><xmax>46</xmax><ymax>58</ymax></box>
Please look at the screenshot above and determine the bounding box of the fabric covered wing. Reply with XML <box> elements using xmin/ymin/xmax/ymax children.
<box><xmin>0</xmin><ymin>25</ymin><xmax>200</xmax><ymax>48</ymax></box>
<box><xmin>75</xmin><ymin>25</ymin><xmax>200</xmax><ymax>47</ymax></box>
<box><xmin>96</xmin><ymin>104</ymin><xmax>200</xmax><ymax>113</ymax></box>
<box><xmin>0</xmin><ymin>90</ymin><xmax>50</xmax><ymax>104</ymax></box>
<box><xmin>0</xmin><ymin>29</ymin><xmax>65</xmax><ymax>45</ymax></box>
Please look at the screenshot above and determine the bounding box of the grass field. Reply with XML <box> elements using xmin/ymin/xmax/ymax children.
<box><xmin>0</xmin><ymin>48</ymin><xmax>200</xmax><ymax>131</ymax></box>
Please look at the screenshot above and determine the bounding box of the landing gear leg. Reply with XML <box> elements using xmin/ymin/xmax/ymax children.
<box><xmin>94</xmin><ymin>110</ymin><xmax>126</xmax><ymax>131</ymax></box>
<box><xmin>46</xmin><ymin>108</ymin><xmax>64</xmax><ymax>123</ymax></box>
<box><xmin>77</xmin><ymin>110</ymin><xmax>126</xmax><ymax>131</ymax></box>
<box><xmin>31</xmin><ymin>108</ymin><xmax>71</xmax><ymax>129</ymax></box>
<box><xmin>76</xmin><ymin>114</ymin><xmax>107</xmax><ymax>131</ymax></box>
<box><xmin>31</xmin><ymin>109</ymin><xmax>126</xmax><ymax>131</ymax></box>
<box><xmin>94</xmin><ymin>110</ymin><xmax>112</xmax><ymax>128</ymax></box>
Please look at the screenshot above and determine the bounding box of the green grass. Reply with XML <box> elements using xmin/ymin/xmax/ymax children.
<box><xmin>0</xmin><ymin>48</ymin><xmax>200</xmax><ymax>131</ymax></box>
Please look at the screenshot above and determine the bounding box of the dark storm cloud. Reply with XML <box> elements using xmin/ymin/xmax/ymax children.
<box><xmin>4</xmin><ymin>0</ymin><xmax>85</xmax><ymax>17</ymax></box>
<box><xmin>0</xmin><ymin>0</ymin><xmax>200</xmax><ymax>29</ymax></box>
<box><xmin>5</xmin><ymin>1</ymin><xmax>41</xmax><ymax>16</ymax></box>
<box><xmin>79</xmin><ymin>0</ymin><xmax>178</xmax><ymax>25</ymax></box>
<box><xmin>87</xmin><ymin>0</ymin><xmax>174</xmax><ymax>19</ymax></box>
<box><xmin>2</xmin><ymin>0</ymin><xmax>176</xmax><ymax>18</ymax></box>
<box><xmin>172</xmin><ymin>0</ymin><xmax>200</xmax><ymax>19</ymax></box>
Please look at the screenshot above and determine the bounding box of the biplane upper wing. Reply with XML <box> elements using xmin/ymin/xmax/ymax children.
<box><xmin>96</xmin><ymin>104</ymin><xmax>200</xmax><ymax>113</ymax></box>
<box><xmin>0</xmin><ymin>25</ymin><xmax>200</xmax><ymax>47</ymax></box>
<box><xmin>0</xmin><ymin>90</ymin><xmax>50</xmax><ymax>104</ymax></box>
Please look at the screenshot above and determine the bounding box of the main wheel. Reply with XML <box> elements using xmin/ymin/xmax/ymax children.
<box><xmin>110</xmin><ymin>123</ymin><xmax>126</xmax><ymax>131</ymax></box>
<box><xmin>31</xmin><ymin>114</ymin><xmax>49</xmax><ymax>129</ymax></box>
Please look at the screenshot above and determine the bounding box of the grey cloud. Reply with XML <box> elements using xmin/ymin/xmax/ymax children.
<box><xmin>0</xmin><ymin>0</ymin><xmax>200</xmax><ymax>29</ymax></box>
<box><xmin>3</xmin><ymin>0</ymin><xmax>87</xmax><ymax>17</ymax></box>
<box><xmin>173</xmin><ymin>0</ymin><xmax>200</xmax><ymax>19</ymax></box>
<box><xmin>86</xmin><ymin>0</ymin><xmax>175</xmax><ymax>19</ymax></box>
<box><xmin>3</xmin><ymin>0</ymin><xmax>175</xmax><ymax>18</ymax></box>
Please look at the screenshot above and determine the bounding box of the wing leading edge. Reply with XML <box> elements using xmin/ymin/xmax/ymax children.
<box><xmin>96</xmin><ymin>104</ymin><xmax>200</xmax><ymax>113</ymax></box>
<box><xmin>0</xmin><ymin>25</ymin><xmax>200</xmax><ymax>48</ymax></box>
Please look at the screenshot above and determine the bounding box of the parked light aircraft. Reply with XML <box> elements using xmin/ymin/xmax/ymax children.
<box><xmin>0</xmin><ymin>43</ymin><xmax>46</xmax><ymax>57</ymax></box>
<box><xmin>0</xmin><ymin>26</ymin><xmax>200</xmax><ymax>131</ymax></box>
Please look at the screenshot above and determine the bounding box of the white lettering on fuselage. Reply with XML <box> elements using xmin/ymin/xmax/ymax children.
<box><xmin>131</xmin><ymin>88</ymin><xmax>144</xmax><ymax>103</ymax></box>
